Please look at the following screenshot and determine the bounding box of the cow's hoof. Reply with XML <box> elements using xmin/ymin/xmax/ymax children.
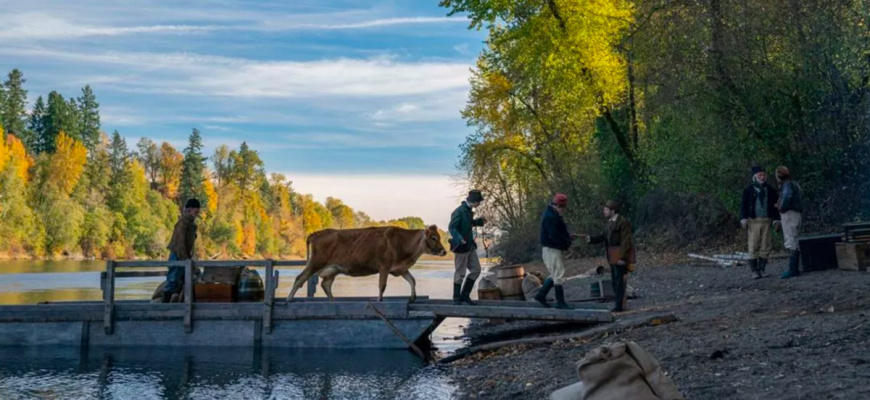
<box><xmin>409</xmin><ymin>296</ymin><xmax>417</xmax><ymax>303</ymax></box>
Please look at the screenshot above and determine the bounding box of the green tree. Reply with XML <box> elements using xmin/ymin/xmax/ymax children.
<box><xmin>1</xmin><ymin>69</ymin><xmax>28</xmax><ymax>137</ymax></box>
<box><xmin>26</xmin><ymin>96</ymin><xmax>46</xmax><ymax>153</ymax></box>
<box><xmin>77</xmin><ymin>85</ymin><xmax>101</xmax><ymax>153</ymax></box>
<box><xmin>179</xmin><ymin>128</ymin><xmax>206</xmax><ymax>207</ymax></box>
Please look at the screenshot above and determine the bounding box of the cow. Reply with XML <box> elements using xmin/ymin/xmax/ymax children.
<box><xmin>286</xmin><ymin>225</ymin><xmax>448</xmax><ymax>303</ymax></box>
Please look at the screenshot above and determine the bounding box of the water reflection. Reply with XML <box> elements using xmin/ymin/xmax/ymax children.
<box><xmin>0</xmin><ymin>347</ymin><xmax>455</xmax><ymax>400</ymax></box>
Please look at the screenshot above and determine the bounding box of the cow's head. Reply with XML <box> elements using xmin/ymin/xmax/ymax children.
<box><xmin>424</xmin><ymin>225</ymin><xmax>448</xmax><ymax>256</ymax></box>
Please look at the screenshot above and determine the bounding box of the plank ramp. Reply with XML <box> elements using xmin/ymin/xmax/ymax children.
<box><xmin>409</xmin><ymin>299</ymin><xmax>613</xmax><ymax>323</ymax></box>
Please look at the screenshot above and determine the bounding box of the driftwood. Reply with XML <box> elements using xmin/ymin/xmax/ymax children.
<box><xmin>437</xmin><ymin>312</ymin><xmax>678</xmax><ymax>364</ymax></box>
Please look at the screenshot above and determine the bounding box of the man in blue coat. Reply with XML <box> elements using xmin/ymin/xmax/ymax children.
<box><xmin>535</xmin><ymin>193</ymin><xmax>576</xmax><ymax>309</ymax></box>
<box><xmin>448</xmin><ymin>190</ymin><xmax>486</xmax><ymax>305</ymax></box>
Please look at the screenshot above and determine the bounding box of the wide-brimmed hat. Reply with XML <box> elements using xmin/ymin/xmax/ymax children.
<box><xmin>467</xmin><ymin>190</ymin><xmax>484</xmax><ymax>203</ymax></box>
<box><xmin>604</xmin><ymin>200</ymin><xmax>620</xmax><ymax>213</ymax></box>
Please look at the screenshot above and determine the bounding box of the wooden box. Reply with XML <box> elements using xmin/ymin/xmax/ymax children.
<box><xmin>194</xmin><ymin>282</ymin><xmax>236</xmax><ymax>302</ymax></box>
<box><xmin>836</xmin><ymin>242</ymin><xmax>870</xmax><ymax>271</ymax></box>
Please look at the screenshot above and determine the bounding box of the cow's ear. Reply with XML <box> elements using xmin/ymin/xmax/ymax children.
<box><xmin>428</xmin><ymin>225</ymin><xmax>438</xmax><ymax>232</ymax></box>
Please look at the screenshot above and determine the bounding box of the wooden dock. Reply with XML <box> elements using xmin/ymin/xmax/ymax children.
<box><xmin>0</xmin><ymin>259</ymin><xmax>613</xmax><ymax>351</ymax></box>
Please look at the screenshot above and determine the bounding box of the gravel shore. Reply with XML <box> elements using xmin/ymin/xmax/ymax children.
<box><xmin>446</xmin><ymin>254</ymin><xmax>870</xmax><ymax>399</ymax></box>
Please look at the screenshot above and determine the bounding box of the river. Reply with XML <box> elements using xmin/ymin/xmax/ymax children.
<box><xmin>0</xmin><ymin>260</ymin><xmax>473</xmax><ymax>399</ymax></box>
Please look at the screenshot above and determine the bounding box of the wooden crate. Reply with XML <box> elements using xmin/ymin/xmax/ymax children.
<box><xmin>836</xmin><ymin>242</ymin><xmax>870</xmax><ymax>271</ymax></box>
<box><xmin>194</xmin><ymin>282</ymin><xmax>236</xmax><ymax>302</ymax></box>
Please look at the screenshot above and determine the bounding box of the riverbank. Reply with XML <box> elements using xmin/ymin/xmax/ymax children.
<box><xmin>447</xmin><ymin>253</ymin><xmax>870</xmax><ymax>399</ymax></box>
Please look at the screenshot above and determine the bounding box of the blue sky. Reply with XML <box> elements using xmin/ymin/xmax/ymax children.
<box><xmin>0</xmin><ymin>0</ymin><xmax>487</xmax><ymax>227</ymax></box>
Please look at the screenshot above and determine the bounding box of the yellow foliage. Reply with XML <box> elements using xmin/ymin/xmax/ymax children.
<box><xmin>202</xmin><ymin>174</ymin><xmax>218</xmax><ymax>213</ymax></box>
<box><xmin>49</xmin><ymin>132</ymin><xmax>88</xmax><ymax>195</ymax></box>
<box><xmin>241</xmin><ymin>223</ymin><xmax>256</xmax><ymax>255</ymax></box>
<box><xmin>6</xmin><ymin>134</ymin><xmax>33</xmax><ymax>182</ymax></box>
<box><xmin>0</xmin><ymin>127</ymin><xmax>7</xmax><ymax>173</ymax></box>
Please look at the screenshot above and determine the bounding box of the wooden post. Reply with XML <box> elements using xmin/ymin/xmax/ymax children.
<box><xmin>103</xmin><ymin>260</ymin><xmax>115</xmax><ymax>335</ymax></box>
<box><xmin>184</xmin><ymin>259</ymin><xmax>193</xmax><ymax>334</ymax></box>
<box><xmin>263</xmin><ymin>259</ymin><xmax>274</xmax><ymax>334</ymax></box>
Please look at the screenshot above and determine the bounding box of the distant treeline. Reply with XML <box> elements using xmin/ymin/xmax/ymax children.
<box><xmin>0</xmin><ymin>69</ymin><xmax>438</xmax><ymax>259</ymax></box>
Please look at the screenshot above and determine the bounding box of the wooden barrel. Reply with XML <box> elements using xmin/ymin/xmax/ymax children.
<box><xmin>495</xmin><ymin>265</ymin><xmax>525</xmax><ymax>300</ymax></box>
<box><xmin>477</xmin><ymin>287</ymin><xmax>501</xmax><ymax>301</ymax></box>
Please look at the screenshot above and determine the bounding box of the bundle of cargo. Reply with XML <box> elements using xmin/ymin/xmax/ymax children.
<box><xmin>837</xmin><ymin>222</ymin><xmax>870</xmax><ymax>271</ymax></box>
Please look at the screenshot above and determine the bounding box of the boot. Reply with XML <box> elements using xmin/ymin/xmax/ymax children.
<box><xmin>758</xmin><ymin>258</ymin><xmax>769</xmax><ymax>278</ymax></box>
<box><xmin>534</xmin><ymin>278</ymin><xmax>554</xmax><ymax>307</ymax></box>
<box><xmin>554</xmin><ymin>285</ymin><xmax>572</xmax><ymax>309</ymax></box>
<box><xmin>459</xmin><ymin>277</ymin><xmax>477</xmax><ymax>305</ymax></box>
<box><xmin>452</xmin><ymin>283</ymin><xmax>462</xmax><ymax>305</ymax></box>
<box><xmin>162</xmin><ymin>291</ymin><xmax>172</xmax><ymax>303</ymax></box>
<box><xmin>782</xmin><ymin>250</ymin><xmax>801</xmax><ymax>279</ymax></box>
<box><xmin>749</xmin><ymin>259</ymin><xmax>762</xmax><ymax>279</ymax></box>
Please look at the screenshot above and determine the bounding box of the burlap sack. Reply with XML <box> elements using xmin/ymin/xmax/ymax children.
<box><xmin>523</xmin><ymin>273</ymin><xmax>543</xmax><ymax>301</ymax></box>
<box><xmin>551</xmin><ymin>341</ymin><xmax>683</xmax><ymax>400</ymax></box>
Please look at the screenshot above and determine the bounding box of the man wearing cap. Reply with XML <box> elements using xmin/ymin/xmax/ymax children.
<box><xmin>740</xmin><ymin>165</ymin><xmax>780</xmax><ymax>279</ymax></box>
<box><xmin>584</xmin><ymin>200</ymin><xmax>634</xmax><ymax>312</ymax></box>
<box><xmin>163</xmin><ymin>198</ymin><xmax>201</xmax><ymax>303</ymax></box>
<box><xmin>775</xmin><ymin>166</ymin><xmax>803</xmax><ymax>279</ymax></box>
<box><xmin>535</xmin><ymin>193</ymin><xmax>577</xmax><ymax>309</ymax></box>
<box><xmin>448</xmin><ymin>190</ymin><xmax>486</xmax><ymax>305</ymax></box>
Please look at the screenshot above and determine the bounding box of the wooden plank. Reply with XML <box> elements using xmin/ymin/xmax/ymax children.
<box><xmin>101</xmin><ymin>271</ymin><xmax>168</xmax><ymax>279</ymax></box>
<box><xmin>263</xmin><ymin>259</ymin><xmax>274</xmax><ymax>334</ymax></box>
<box><xmin>272</xmin><ymin>260</ymin><xmax>308</xmax><ymax>267</ymax></box>
<box><xmin>416</xmin><ymin>298</ymin><xmax>610</xmax><ymax>310</ymax></box>
<box><xmin>408</xmin><ymin>303</ymin><xmax>613</xmax><ymax>322</ymax></box>
<box><xmin>279</xmin><ymin>296</ymin><xmax>427</xmax><ymax>303</ymax></box>
<box><xmin>196</xmin><ymin>260</ymin><xmax>269</xmax><ymax>267</ymax></box>
<box><xmin>103</xmin><ymin>260</ymin><xmax>115</xmax><ymax>335</ymax></box>
<box><xmin>184</xmin><ymin>259</ymin><xmax>193</xmax><ymax>333</ymax></box>
<box><xmin>114</xmin><ymin>260</ymin><xmax>186</xmax><ymax>268</ymax></box>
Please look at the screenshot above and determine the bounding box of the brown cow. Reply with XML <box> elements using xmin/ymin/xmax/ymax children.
<box><xmin>286</xmin><ymin>225</ymin><xmax>447</xmax><ymax>302</ymax></box>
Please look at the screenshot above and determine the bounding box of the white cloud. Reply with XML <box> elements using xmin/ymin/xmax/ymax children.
<box><xmin>370</xmin><ymin>89</ymin><xmax>469</xmax><ymax>122</ymax></box>
<box><xmin>0</xmin><ymin>12</ymin><xmax>468</xmax><ymax>40</ymax></box>
<box><xmin>2</xmin><ymin>48</ymin><xmax>471</xmax><ymax>99</ymax></box>
<box><xmin>288</xmin><ymin>174</ymin><xmax>468</xmax><ymax>229</ymax></box>
<box><xmin>0</xmin><ymin>13</ymin><xmax>221</xmax><ymax>40</ymax></box>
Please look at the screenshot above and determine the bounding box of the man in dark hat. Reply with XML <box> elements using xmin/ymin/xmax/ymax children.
<box><xmin>740</xmin><ymin>165</ymin><xmax>780</xmax><ymax>279</ymax></box>
<box><xmin>448</xmin><ymin>190</ymin><xmax>486</xmax><ymax>305</ymax></box>
<box><xmin>162</xmin><ymin>198</ymin><xmax>201</xmax><ymax>303</ymax></box>
<box><xmin>583</xmin><ymin>200</ymin><xmax>634</xmax><ymax>312</ymax></box>
<box><xmin>535</xmin><ymin>193</ymin><xmax>578</xmax><ymax>309</ymax></box>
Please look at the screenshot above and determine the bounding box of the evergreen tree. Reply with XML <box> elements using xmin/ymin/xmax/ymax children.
<box><xmin>24</xmin><ymin>96</ymin><xmax>45</xmax><ymax>153</ymax></box>
<box><xmin>2</xmin><ymin>69</ymin><xmax>28</xmax><ymax>137</ymax></box>
<box><xmin>43</xmin><ymin>91</ymin><xmax>65</xmax><ymax>153</ymax></box>
<box><xmin>106</xmin><ymin>131</ymin><xmax>132</xmax><ymax>212</ymax></box>
<box><xmin>77</xmin><ymin>85</ymin><xmax>100</xmax><ymax>153</ymax></box>
<box><xmin>179</xmin><ymin>128</ymin><xmax>206</xmax><ymax>208</ymax></box>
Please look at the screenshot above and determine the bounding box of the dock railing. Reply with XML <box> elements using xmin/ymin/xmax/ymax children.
<box><xmin>101</xmin><ymin>259</ymin><xmax>307</xmax><ymax>336</ymax></box>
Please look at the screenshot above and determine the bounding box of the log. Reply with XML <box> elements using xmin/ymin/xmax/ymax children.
<box><xmin>437</xmin><ymin>312</ymin><xmax>679</xmax><ymax>364</ymax></box>
<box><xmin>366</xmin><ymin>303</ymin><xmax>428</xmax><ymax>361</ymax></box>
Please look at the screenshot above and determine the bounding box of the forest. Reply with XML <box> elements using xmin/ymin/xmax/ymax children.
<box><xmin>0</xmin><ymin>69</ymin><xmax>435</xmax><ymax>259</ymax></box>
<box><xmin>440</xmin><ymin>0</ymin><xmax>870</xmax><ymax>262</ymax></box>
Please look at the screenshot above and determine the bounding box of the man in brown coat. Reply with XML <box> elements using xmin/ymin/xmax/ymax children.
<box><xmin>163</xmin><ymin>198</ymin><xmax>201</xmax><ymax>303</ymax></box>
<box><xmin>584</xmin><ymin>200</ymin><xmax>634</xmax><ymax>312</ymax></box>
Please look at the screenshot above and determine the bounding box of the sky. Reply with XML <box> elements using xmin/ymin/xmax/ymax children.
<box><xmin>0</xmin><ymin>0</ymin><xmax>487</xmax><ymax>228</ymax></box>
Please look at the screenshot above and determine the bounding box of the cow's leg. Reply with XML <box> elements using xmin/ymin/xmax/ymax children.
<box><xmin>377</xmin><ymin>269</ymin><xmax>389</xmax><ymax>302</ymax></box>
<box><xmin>287</xmin><ymin>264</ymin><xmax>318</xmax><ymax>302</ymax></box>
<box><xmin>319</xmin><ymin>266</ymin><xmax>341</xmax><ymax>301</ymax></box>
<box><xmin>401</xmin><ymin>271</ymin><xmax>417</xmax><ymax>303</ymax></box>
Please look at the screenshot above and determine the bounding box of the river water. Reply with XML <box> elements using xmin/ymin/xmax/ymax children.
<box><xmin>0</xmin><ymin>260</ymin><xmax>476</xmax><ymax>400</ymax></box>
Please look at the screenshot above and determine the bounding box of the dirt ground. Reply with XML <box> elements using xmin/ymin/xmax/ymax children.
<box><xmin>445</xmin><ymin>253</ymin><xmax>870</xmax><ymax>400</ymax></box>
